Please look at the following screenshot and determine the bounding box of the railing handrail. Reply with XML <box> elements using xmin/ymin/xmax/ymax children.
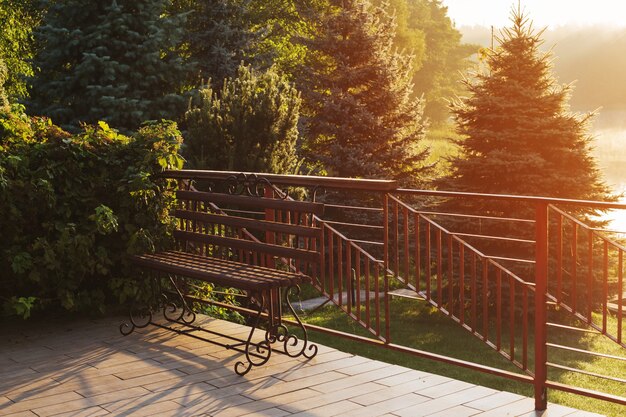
<box><xmin>164</xmin><ymin>170</ymin><xmax>626</xmax><ymax>209</ymax></box>
<box><xmin>162</xmin><ymin>169</ymin><xmax>398</xmax><ymax>191</ymax></box>
<box><xmin>396</xmin><ymin>188</ymin><xmax>626</xmax><ymax>210</ymax></box>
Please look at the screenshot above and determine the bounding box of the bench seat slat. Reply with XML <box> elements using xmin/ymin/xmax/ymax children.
<box><xmin>131</xmin><ymin>251</ymin><xmax>310</xmax><ymax>291</ymax></box>
<box><xmin>177</xmin><ymin>190</ymin><xmax>325</xmax><ymax>216</ymax></box>
<box><xmin>174</xmin><ymin>230</ymin><xmax>320</xmax><ymax>263</ymax></box>
<box><xmin>175</xmin><ymin>209</ymin><xmax>320</xmax><ymax>238</ymax></box>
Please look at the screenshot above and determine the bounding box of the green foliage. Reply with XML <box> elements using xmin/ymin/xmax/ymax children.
<box><xmin>184</xmin><ymin>64</ymin><xmax>301</xmax><ymax>174</ymax></box>
<box><xmin>0</xmin><ymin>58</ymin><xmax>8</xmax><ymax>110</ymax></box>
<box><xmin>170</xmin><ymin>0</ymin><xmax>256</xmax><ymax>87</ymax></box>
<box><xmin>300</xmin><ymin>0</ymin><xmax>430</xmax><ymax>187</ymax></box>
<box><xmin>27</xmin><ymin>0</ymin><xmax>187</xmax><ymax>133</ymax></box>
<box><xmin>373</xmin><ymin>0</ymin><xmax>476</xmax><ymax>124</ymax></box>
<box><xmin>439</xmin><ymin>8</ymin><xmax>615</xmax><ymax>220</ymax></box>
<box><xmin>0</xmin><ymin>108</ymin><xmax>183</xmax><ymax>317</ymax></box>
<box><xmin>0</xmin><ymin>0</ymin><xmax>42</xmax><ymax>101</ymax></box>
<box><xmin>245</xmin><ymin>0</ymin><xmax>320</xmax><ymax>76</ymax></box>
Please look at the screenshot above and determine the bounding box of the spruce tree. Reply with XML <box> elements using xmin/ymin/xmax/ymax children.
<box><xmin>301</xmin><ymin>0</ymin><xmax>430</xmax><ymax>187</ymax></box>
<box><xmin>171</xmin><ymin>0</ymin><xmax>255</xmax><ymax>87</ymax></box>
<box><xmin>184</xmin><ymin>64</ymin><xmax>301</xmax><ymax>174</ymax></box>
<box><xmin>28</xmin><ymin>0</ymin><xmax>187</xmax><ymax>132</ymax></box>
<box><xmin>439</xmin><ymin>9</ymin><xmax>614</xmax><ymax>220</ymax></box>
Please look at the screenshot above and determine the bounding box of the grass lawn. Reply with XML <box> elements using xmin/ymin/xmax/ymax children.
<box><xmin>298</xmin><ymin>298</ymin><xmax>626</xmax><ymax>417</ymax></box>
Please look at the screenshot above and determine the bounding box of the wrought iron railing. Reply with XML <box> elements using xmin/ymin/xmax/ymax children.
<box><xmin>162</xmin><ymin>169</ymin><xmax>626</xmax><ymax>411</ymax></box>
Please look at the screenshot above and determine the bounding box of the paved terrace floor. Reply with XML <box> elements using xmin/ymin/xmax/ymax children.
<box><xmin>0</xmin><ymin>314</ymin><xmax>605</xmax><ymax>417</ymax></box>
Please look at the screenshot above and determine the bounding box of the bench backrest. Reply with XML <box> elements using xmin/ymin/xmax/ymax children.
<box><xmin>173</xmin><ymin>189</ymin><xmax>324</xmax><ymax>274</ymax></box>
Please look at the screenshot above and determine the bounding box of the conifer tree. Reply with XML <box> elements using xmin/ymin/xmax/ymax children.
<box><xmin>28</xmin><ymin>0</ymin><xmax>187</xmax><ymax>132</ymax></box>
<box><xmin>301</xmin><ymin>0</ymin><xmax>430</xmax><ymax>187</ymax></box>
<box><xmin>171</xmin><ymin>0</ymin><xmax>255</xmax><ymax>87</ymax></box>
<box><xmin>439</xmin><ymin>9</ymin><xmax>614</xmax><ymax>220</ymax></box>
<box><xmin>184</xmin><ymin>65</ymin><xmax>301</xmax><ymax>174</ymax></box>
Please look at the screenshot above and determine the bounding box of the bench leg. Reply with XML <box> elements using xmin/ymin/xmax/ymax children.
<box><xmin>119</xmin><ymin>305</ymin><xmax>152</xmax><ymax>336</ymax></box>
<box><xmin>234</xmin><ymin>292</ymin><xmax>272</xmax><ymax>376</ymax></box>
<box><xmin>275</xmin><ymin>285</ymin><xmax>318</xmax><ymax>360</ymax></box>
<box><xmin>119</xmin><ymin>273</ymin><xmax>161</xmax><ymax>336</ymax></box>
<box><xmin>162</xmin><ymin>275</ymin><xmax>196</xmax><ymax>326</ymax></box>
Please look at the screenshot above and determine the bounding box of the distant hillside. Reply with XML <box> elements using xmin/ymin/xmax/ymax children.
<box><xmin>459</xmin><ymin>24</ymin><xmax>626</xmax><ymax>127</ymax></box>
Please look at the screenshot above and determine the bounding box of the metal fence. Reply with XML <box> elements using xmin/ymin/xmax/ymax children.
<box><xmin>164</xmin><ymin>169</ymin><xmax>626</xmax><ymax>411</ymax></box>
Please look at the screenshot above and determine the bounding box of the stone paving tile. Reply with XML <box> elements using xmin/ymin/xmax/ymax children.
<box><xmin>393</xmin><ymin>386</ymin><xmax>500</xmax><ymax>417</ymax></box>
<box><xmin>241</xmin><ymin>407</ymin><xmax>292</xmax><ymax>417</ymax></box>
<box><xmin>342</xmin><ymin>393</ymin><xmax>431</xmax><ymax>417</ymax></box>
<box><xmin>289</xmin><ymin>399</ymin><xmax>366</xmax><ymax>416</ymax></box>
<box><xmin>173</xmin><ymin>393</ymin><xmax>255</xmax><ymax>416</ymax></box>
<box><xmin>50</xmin><ymin>405</ymin><xmax>110</xmax><ymax>417</ymax></box>
<box><xmin>0</xmin><ymin>391</ymin><xmax>84</xmax><ymax>416</ymax></box>
<box><xmin>281</xmin><ymin>382</ymin><xmax>387</xmax><ymax>414</ymax></box>
<box><xmin>464</xmin><ymin>390</ymin><xmax>527</xmax><ymax>411</ymax></box>
<box><xmin>425</xmin><ymin>405</ymin><xmax>482</xmax><ymax>417</ymax></box>
<box><xmin>0</xmin><ymin>315</ymin><xmax>609</xmax><ymax>417</ymax></box>
<box><xmin>101</xmin><ymin>382</ymin><xmax>215</xmax><ymax>414</ymax></box>
<box><xmin>1</xmin><ymin>411</ymin><xmax>39</xmax><ymax>417</ymax></box>
<box><xmin>472</xmin><ymin>398</ymin><xmax>536</xmax><ymax>417</ymax></box>
<box><xmin>350</xmin><ymin>377</ymin><xmax>442</xmax><ymax>407</ymax></box>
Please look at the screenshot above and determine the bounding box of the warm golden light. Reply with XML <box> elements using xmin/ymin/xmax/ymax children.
<box><xmin>442</xmin><ymin>0</ymin><xmax>626</xmax><ymax>28</ymax></box>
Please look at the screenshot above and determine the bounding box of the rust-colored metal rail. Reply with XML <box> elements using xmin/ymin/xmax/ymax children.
<box><xmin>162</xmin><ymin>170</ymin><xmax>626</xmax><ymax>411</ymax></box>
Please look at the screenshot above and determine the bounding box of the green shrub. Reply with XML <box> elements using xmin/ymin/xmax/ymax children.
<box><xmin>0</xmin><ymin>109</ymin><xmax>184</xmax><ymax>317</ymax></box>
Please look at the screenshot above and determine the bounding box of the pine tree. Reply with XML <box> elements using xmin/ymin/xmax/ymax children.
<box><xmin>184</xmin><ymin>64</ymin><xmax>301</xmax><ymax>174</ymax></box>
<box><xmin>439</xmin><ymin>8</ymin><xmax>614</xmax><ymax>220</ymax></box>
<box><xmin>28</xmin><ymin>0</ymin><xmax>187</xmax><ymax>132</ymax></box>
<box><xmin>171</xmin><ymin>0</ymin><xmax>255</xmax><ymax>87</ymax></box>
<box><xmin>301</xmin><ymin>0</ymin><xmax>430</xmax><ymax>187</ymax></box>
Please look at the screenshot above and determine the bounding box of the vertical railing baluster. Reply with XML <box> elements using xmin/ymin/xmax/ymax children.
<box><xmin>482</xmin><ymin>259</ymin><xmax>488</xmax><ymax>341</ymax></box>
<box><xmin>426</xmin><ymin>222</ymin><xmax>432</xmax><ymax>299</ymax></box>
<box><xmin>557</xmin><ymin>213</ymin><xmax>563</xmax><ymax>304</ymax></box>
<box><xmin>356</xmin><ymin>249</ymin><xmax>362</xmax><ymax>321</ymax></box>
<box><xmin>375</xmin><ymin>262</ymin><xmax>381</xmax><ymax>337</ymax></box>
<box><xmin>522</xmin><ymin>285</ymin><xmax>528</xmax><ymax>370</ymax></box>
<box><xmin>585</xmin><ymin>230</ymin><xmax>594</xmax><ymax>323</ymax></box>
<box><xmin>404</xmin><ymin>207</ymin><xmax>410</xmax><ymax>282</ymax></box>
<box><xmin>329</xmin><ymin>228</ymin><xmax>334</xmax><ymax>300</ymax></box>
<box><xmin>496</xmin><ymin>268</ymin><xmax>502</xmax><ymax>352</ymax></box>
<box><xmin>619</xmin><ymin>249</ymin><xmax>624</xmax><ymax>344</ymax></box>
<box><xmin>346</xmin><ymin>243</ymin><xmax>352</xmax><ymax>314</ymax></box>
<box><xmin>572</xmin><ymin>223</ymin><xmax>578</xmax><ymax>312</ymax></box>
<box><xmin>320</xmin><ymin>223</ymin><xmax>326</xmax><ymax>294</ymax></box>
<box><xmin>510</xmin><ymin>276</ymin><xmax>516</xmax><ymax>362</ymax></box>
<box><xmin>415</xmin><ymin>213</ymin><xmax>421</xmax><ymax>293</ymax></box>
<box><xmin>366</xmin><ymin>257</ymin><xmax>371</xmax><ymax>328</ymax></box>
<box><xmin>385</xmin><ymin>269</ymin><xmax>390</xmax><ymax>343</ymax></box>
<box><xmin>338</xmin><ymin>237</ymin><xmax>343</xmax><ymax>306</ymax></box>
<box><xmin>459</xmin><ymin>242</ymin><xmax>465</xmax><ymax>326</ymax></box>
<box><xmin>394</xmin><ymin>200</ymin><xmax>399</xmax><ymax>277</ymax></box>
<box><xmin>471</xmin><ymin>253</ymin><xmax>477</xmax><ymax>333</ymax></box>
<box><xmin>603</xmin><ymin>240</ymin><xmax>609</xmax><ymax>334</ymax></box>
<box><xmin>534</xmin><ymin>202</ymin><xmax>548</xmax><ymax>411</ymax></box>
<box><xmin>383</xmin><ymin>194</ymin><xmax>389</xmax><ymax>275</ymax></box>
<box><xmin>448</xmin><ymin>234</ymin><xmax>454</xmax><ymax>316</ymax></box>
<box><xmin>437</xmin><ymin>229</ymin><xmax>443</xmax><ymax>306</ymax></box>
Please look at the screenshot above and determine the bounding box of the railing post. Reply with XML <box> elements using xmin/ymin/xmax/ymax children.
<box><xmin>534</xmin><ymin>203</ymin><xmax>548</xmax><ymax>411</ymax></box>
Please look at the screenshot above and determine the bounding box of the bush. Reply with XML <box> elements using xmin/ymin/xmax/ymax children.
<box><xmin>0</xmin><ymin>109</ymin><xmax>184</xmax><ymax>318</ymax></box>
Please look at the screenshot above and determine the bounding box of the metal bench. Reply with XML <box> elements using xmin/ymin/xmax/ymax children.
<box><xmin>120</xmin><ymin>175</ymin><xmax>322</xmax><ymax>375</ymax></box>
